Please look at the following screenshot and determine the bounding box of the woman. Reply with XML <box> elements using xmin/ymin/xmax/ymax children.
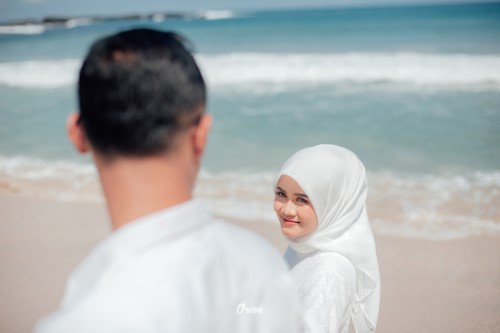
<box><xmin>274</xmin><ymin>144</ymin><xmax>380</xmax><ymax>333</ymax></box>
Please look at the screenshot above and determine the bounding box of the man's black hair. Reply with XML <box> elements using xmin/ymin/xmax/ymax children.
<box><xmin>78</xmin><ymin>28</ymin><xmax>206</xmax><ymax>157</ymax></box>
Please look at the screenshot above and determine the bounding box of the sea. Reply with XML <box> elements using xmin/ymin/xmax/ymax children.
<box><xmin>1</xmin><ymin>2</ymin><xmax>499</xmax><ymax>240</ymax></box>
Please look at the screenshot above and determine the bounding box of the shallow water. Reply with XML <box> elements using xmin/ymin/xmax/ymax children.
<box><xmin>1</xmin><ymin>3</ymin><xmax>499</xmax><ymax>239</ymax></box>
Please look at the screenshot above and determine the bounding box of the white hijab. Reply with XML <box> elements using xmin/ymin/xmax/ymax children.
<box><xmin>276</xmin><ymin>144</ymin><xmax>380</xmax><ymax>333</ymax></box>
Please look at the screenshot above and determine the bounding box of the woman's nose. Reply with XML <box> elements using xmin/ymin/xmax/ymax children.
<box><xmin>283</xmin><ymin>201</ymin><xmax>297</xmax><ymax>217</ymax></box>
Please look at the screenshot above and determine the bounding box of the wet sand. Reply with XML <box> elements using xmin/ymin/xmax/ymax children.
<box><xmin>0</xmin><ymin>193</ymin><xmax>499</xmax><ymax>333</ymax></box>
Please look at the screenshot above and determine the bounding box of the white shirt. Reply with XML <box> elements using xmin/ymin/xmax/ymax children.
<box><xmin>35</xmin><ymin>200</ymin><xmax>302</xmax><ymax>333</ymax></box>
<box><xmin>287</xmin><ymin>251</ymin><xmax>356</xmax><ymax>333</ymax></box>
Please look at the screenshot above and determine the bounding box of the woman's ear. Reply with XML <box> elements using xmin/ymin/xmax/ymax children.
<box><xmin>67</xmin><ymin>113</ymin><xmax>90</xmax><ymax>154</ymax></box>
<box><xmin>193</xmin><ymin>113</ymin><xmax>213</xmax><ymax>157</ymax></box>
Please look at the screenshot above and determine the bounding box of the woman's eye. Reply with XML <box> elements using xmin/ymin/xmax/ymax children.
<box><xmin>275</xmin><ymin>191</ymin><xmax>286</xmax><ymax>198</ymax></box>
<box><xmin>297</xmin><ymin>197</ymin><xmax>309</xmax><ymax>204</ymax></box>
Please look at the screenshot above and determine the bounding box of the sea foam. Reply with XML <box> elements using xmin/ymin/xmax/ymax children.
<box><xmin>198</xmin><ymin>10</ymin><xmax>237</xmax><ymax>20</ymax></box>
<box><xmin>0</xmin><ymin>59</ymin><xmax>79</xmax><ymax>88</ymax></box>
<box><xmin>0</xmin><ymin>24</ymin><xmax>46</xmax><ymax>35</ymax></box>
<box><xmin>1</xmin><ymin>53</ymin><xmax>500</xmax><ymax>90</ymax></box>
<box><xmin>1</xmin><ymin>155</ymin><xmax>499</xmax><ymax>240</ymax></box>
<box><xmin>197</xmin><ymin>53</ymin><xmax>500</xmax><ymax>88</ymax></box>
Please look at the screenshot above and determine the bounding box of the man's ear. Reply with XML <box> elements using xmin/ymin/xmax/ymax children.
<box><xmin>67</xmin><ymin>113</ymin><xmax>90</xmax><ymax>154</ymax></box>
<box><xmin>193</xmin><ymin>113</ymin><xmax>213</xmax><ymax>157</ymax></box>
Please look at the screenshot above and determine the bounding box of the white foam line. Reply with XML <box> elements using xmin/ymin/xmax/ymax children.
<box><xmin>1</xmin><ymin>156</ymin><xmax>499</xmax><ymax>240</ymax></box>
<box><xmin>2</xmin><ymin>53</ymin><xmax>500</xmax><ymax>89</ymax></box>
<box><xmin>0</xmin><ymin>24</ymin><xmax>46</xmax><ymax>35</ymax></box>
<box><xmin>196</xmin><ymin>52</ymin><xmax>500</xmax><ymax>87</ymax></box>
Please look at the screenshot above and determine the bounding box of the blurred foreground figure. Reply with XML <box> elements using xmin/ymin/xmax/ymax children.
<box><xmin>35</xmin><ymin>28</ymin><xmax>301</xmax><ymax>333</ymax></box>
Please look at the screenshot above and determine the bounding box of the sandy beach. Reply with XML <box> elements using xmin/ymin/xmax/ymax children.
<box><xmin>1</xmin><ymin>192</ymin><xmax>499</xmax><ymax>333</ymax></box>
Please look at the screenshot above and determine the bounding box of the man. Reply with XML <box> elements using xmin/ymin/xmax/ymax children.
<box><xmin>35</xmin><ymin>28</ymin><xmax>301</xmax><ymax>332</ymax></box>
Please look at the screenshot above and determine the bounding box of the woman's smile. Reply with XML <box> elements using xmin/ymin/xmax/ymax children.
<box><xmin>274</xmin><ymin>175</ymin><xmax>318</xmax><ymax>239</ymax></box>
<box><xmin>281</xmin><ymin>217</ymin><xmax>299</xmax><ymax>225</ymax></box>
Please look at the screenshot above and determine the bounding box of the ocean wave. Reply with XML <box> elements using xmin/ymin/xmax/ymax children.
<box><xmin>1</xmin><ymin>155</ymin><xmax>499</xmax><ymax>240</ymax></box>
<box><xmin>65</xmin><ymin>18</ymin><xmax>93</xmax><ymax>29</ymax></box>
<box><xmin>197</xmin><ymin>52</ymin><xmax>500</xmax><ymax>88</ymax></box>
<box><xmin>1</xmin><ymin>53</ymin><xmax>500</xmax><ymax>90</ymax></box>
<box><xmin>0</xmin><ymin>59</ymin><xmax>79</xmax><ymax>88</ymax></box>
<box><xmin>0</xmin><ymin>156</ymin><xmax>100</xmax><ymax>202</ymax></box>
<box><xmin>198</xmin><ymin>10</ymin><xmax>237</xmax><ymax>20</ymax></box>
<box><xmin>0</xmin><ymin>24</ymin><xmax>46</xmax><ymax>35</ymax></box>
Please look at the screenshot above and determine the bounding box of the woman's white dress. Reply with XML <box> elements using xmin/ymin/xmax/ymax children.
<box><xmin>289</xmin><ymin>251</ymin><xmax>357</xmax><ymax>333</ymax></box>
<box><xmin>278</xmin><ymin>145</ymin><xmax>381</xmax><ymax>333</ymax></box>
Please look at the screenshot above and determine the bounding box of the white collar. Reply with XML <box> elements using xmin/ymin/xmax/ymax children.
<box><xmin>105</xmin><ymin>199</ymin><xmax>211</xmax><ymax>257</ymax></box>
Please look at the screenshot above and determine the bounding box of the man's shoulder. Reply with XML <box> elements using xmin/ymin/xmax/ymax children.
<box><xmin>34</xmin><ymin>217</ymin><xmax>299</xmax><ymax>333</ymax></box>
<box><xmin>208</xmin><ymin>220</ymin><xmax>276</xmax><ymax>248</ymax></box>
<box><xmin>204</xmin><ymin>219</ymin><xmax>286</xmax><ymax>268</ymax></box>
<box><xmin>207</xmin><ymin>220</ymin><xmax>280</xmax><ymax>253</ymax></box>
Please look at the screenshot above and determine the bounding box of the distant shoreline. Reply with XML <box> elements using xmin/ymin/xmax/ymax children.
<box><xmin>0</xmin><ymin>10</ymin><xmax>235</xmax><ymax>31</ymax></box>
<box><xmin>2</xmin><ymin>1</ymin><xmax>499</xmax><ymax>28</ymax></box>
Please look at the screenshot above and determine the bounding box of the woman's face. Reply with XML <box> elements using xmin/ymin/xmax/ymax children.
<box><xmin>274</xmin><ymin>175</ymin><xmax>318</xmax><ymax>239</ymax></box>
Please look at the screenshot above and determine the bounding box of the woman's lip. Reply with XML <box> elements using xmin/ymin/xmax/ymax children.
<box><xmin>282</xmin><ymin>218</ymin><xmax>299</xmax><ymax>224</ymax></box>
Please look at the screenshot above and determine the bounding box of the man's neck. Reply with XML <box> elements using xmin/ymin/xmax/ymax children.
<box><xmin>95</xmin><ymin>154</ymin><xmax>194</xmax><ymax>230</ymax></box>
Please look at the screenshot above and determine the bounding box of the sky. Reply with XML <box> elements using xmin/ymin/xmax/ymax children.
<box><xmin>0</xmin><ymin>0</ymin><xmax>497</xmax><ymax>22</ymax></box>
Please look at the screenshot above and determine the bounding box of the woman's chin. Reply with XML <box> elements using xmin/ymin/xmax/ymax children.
<box><xmin>281</xmin><ymin>226</ymin><xmax>317</xmax><ymax>241</ymax></box>
<box><xmin>281</xmin><ymin>226</ymin><xmax>298</xmax><ymax>239</ymax></box>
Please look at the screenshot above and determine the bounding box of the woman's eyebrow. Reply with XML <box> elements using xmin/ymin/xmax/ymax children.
<box><xmin>277</xmin><ymin>186</ymin><xmax>308</xmax><ymax>198</ymax></box>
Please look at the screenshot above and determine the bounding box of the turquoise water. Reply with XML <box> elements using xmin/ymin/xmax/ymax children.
<box><xmin>1</xmin><ymin>3</ymin><xmax>499</xmax><ymax>238</ymax></box>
